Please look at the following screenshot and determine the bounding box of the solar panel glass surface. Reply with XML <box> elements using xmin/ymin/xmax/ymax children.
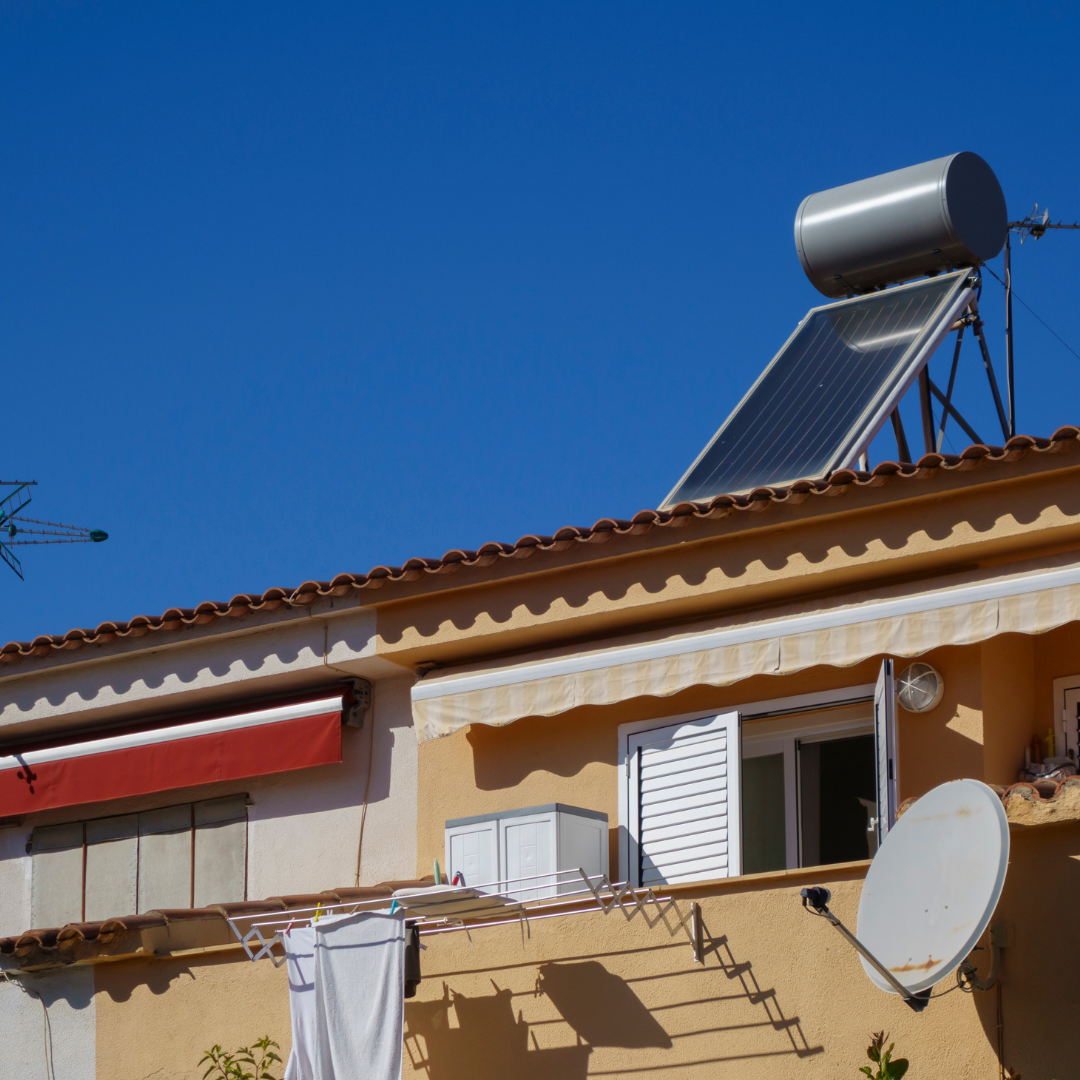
<box><xmin>663</xmin><ymin>272</ymin><xmax>969</xmax><ymax>505</ymax></box>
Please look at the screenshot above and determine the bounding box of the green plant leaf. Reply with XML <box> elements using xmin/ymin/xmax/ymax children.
<box><xmin>886</xmin><ymin>1060</ymin><xmax>909</xmax><ymax>1080</ymax></box>
<box><xmin>198</xmin><ymin>1038</ymin><xmax>281</xmax><ymax>1080</ymax></box>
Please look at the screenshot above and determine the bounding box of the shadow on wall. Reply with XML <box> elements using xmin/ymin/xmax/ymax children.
<box><xmin>535</xmin><ymin>960</ymin><xmax>672</xmax><ymax>1048</ymax></box>
<box><xmin>405</xmin><ymin>982</ymin><xmax>593</xmax><ymax>1080</ymax></box>
<box><xmin>466</xmin><ymin>706</ymin><xmax>614</xmax><ymax>790</ymax></box>
<box><xmin>973</xmin><ymin>824</ymin><xmax>1080</xmax><ymax>1080</ymax></box>
<box><xmin>13</xmin><ymin>966</ymin><xmax>96</xmax><ymax>1011</ymax></box>
<box><xmin>99</xmin><ymin>956</ymin><xmax>195</xmax><ymax>1003</ymax></box>
<box><xmin>405</xmin><ymin>908</ymin><xmax>822</xmax><ymax>1078</ymax></box>
<box><xmin>4</xmin><ymin>609</ymin><xmax>374</xmax><ymax>716</ymax></box>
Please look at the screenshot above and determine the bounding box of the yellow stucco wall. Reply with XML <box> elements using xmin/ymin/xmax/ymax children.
<box><xmin>416</xmin><ymin>624</ymin><xmax>1080</xmax><ymax>881</ymax></box>
<box><xmin>82</xmin><ymin>820</ymin><xmax>1080</xmax><ymax>1080</ymax></box>
<box><xmin>405</xmin><ymin>821</ymin><xmax>1080</xmax><ymax>1080</ymax></box>
<box><xmin>417</xmin><ymin>649</ymin><xmax>1000</xmax><ymax>880</ymax></box>
<box><xmin>418</xmin><ymin>659</ymin><xmax>888</xmax><ymax>880</ymax></box>
<box><xmin>404</xmin><ymin>865</ymin><xmax>997</xmax><ymax>1080</ymax></box>
<box><xmin>94</xmin><ymin>949</ymin><xmax>291</xmax><ymax>1080</ymax></box>
<box><xmin>981</xmin><ymin>634</ymin><xmax>1036</xmax><ymax>785</ymax></box>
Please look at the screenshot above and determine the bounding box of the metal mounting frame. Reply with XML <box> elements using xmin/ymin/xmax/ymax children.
<box><xmin>800</xmin><ymin>888</ymin><xmax>930</xmax><ymax>1012</ymax></box>
<box><xmin>841</xmin><ymin>272</ymin><xmax>977</xmax><ymax>471</ymax></box>
<box><xmin>878</xmin><ymin>284</ymin><xmax>1015</xmax><ymax>465</ymax></box>
<box><xmin>227</xmin><ymin>869</ymin><xmax>705</xmax><ymax>968</ymax></box>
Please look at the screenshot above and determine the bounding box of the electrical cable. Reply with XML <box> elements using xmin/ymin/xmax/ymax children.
<box><xmin>314</xmin><ymin>616</ymin><xmax>377</xmax><ymax>889</ymax></box>
<box><xmin>354</xmin><ymin>704</ymin><xmax>377</xmax><ymax>888</ymax></box>
<box><xmin>1</xmin><ymin>972</ymin><xmax>56</xmax><ymax>1079</ymax></box>
<box><xmin>984</xmin><ymin>264</ymin><xmax>1080</xmax><ymax>362</ymax></box>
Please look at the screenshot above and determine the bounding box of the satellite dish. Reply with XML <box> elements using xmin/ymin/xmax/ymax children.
<box><xmin>857</xmin><ymin>779</ymin><xmax>1008</xmax><ymax>995</ymax></box>
<box><xmin>801</xmin><ymin>779</ymin><xmax>1008</xmax><ymax>1011</ymax></box>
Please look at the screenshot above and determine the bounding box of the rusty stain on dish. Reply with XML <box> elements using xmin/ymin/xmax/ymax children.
<box><xmin>890</xmin><ymin>957</ymin><xmax>942</xmax><ymax>973</ymax></box>
<box><xmin>909</xmin><ymin>804</ymin><xmax>981</xmax><ymax>824</ymax></box>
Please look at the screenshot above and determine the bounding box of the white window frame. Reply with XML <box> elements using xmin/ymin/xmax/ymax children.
<box><xmin>618</xmin><ymin>683</ymin><xmax>876</xmax><ymax>883</ymax></box>
<box><xmin>1052</xmin><ymin>673</ymin><xmax>1080</xmax><ymax>761</ymax></box>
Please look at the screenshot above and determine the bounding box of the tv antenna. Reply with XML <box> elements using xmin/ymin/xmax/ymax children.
<box><xmin>0</xmin><ymin>481</ymin><xmax>108</xmax><ymax>581</ymax></box>
<box><xmin>800</xmin><ymin>779</ymin><xmax>1009</xmax><ymax>1013</ymax></box>
<box><xmin>1003</xmin><ymin>205</ymin><xmax>1080</xmax><ymax>438</ymax></box>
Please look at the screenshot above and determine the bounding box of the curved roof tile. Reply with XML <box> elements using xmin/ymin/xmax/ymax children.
<box><xmin>2</xmin><ymin>427</ymin><xmax>1077</xmax><ymax>667</ymax></box>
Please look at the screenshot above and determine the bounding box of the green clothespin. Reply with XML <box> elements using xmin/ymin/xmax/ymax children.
<box><xmin>433</xmin><ymin>859</ymin><xmax>442</xmax><ymax>885</ymax></box>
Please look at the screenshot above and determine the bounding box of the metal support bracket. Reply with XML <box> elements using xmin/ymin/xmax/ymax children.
<box><xmin>918</xmin><ymin>369</ymin><xmax>935</xmax><ymax>456</ymax></box>
<box><xmin>342</xmin><ymin>678</ymin><xmax>373</xmax><ymax>728</ymax></box>
<box><xmin>957</xmin><ymin>922</ymin><xmax>1009</xmax><ymax>992</ymax></box>
<box><xmin>927</xmin><ymin>379</ymin><xmax>983</xmax><ymax>446</ymax></box>
<box><xmin>800</xmin><ymin>887</ymin><xmax>930</xmax><ymax>1013</ymax></box>
<box><xmin>692</xmin><ymin>902</ymin><xmax>704</xmax><ymax>965</ymax></box>
<box><xmin>968</xmin><ymin>299</ymin><xmax>1011</xmax><ymax>441</ymax></box>
<box><xmin>935</xmin><ymin>320</ymin><xmax>968</xmax><ymax>451</ymax></box>
<box><xmin>890</xmin><ymin>409</ymin><xmax>912</xmax><ymax>464</ymax></box>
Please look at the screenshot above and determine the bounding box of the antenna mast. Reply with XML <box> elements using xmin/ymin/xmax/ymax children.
<box><xmin>0</xmin><ymin>481</ymin><xmax>108</xmax><ymax>580</ymax></box>
<box><xmin>1005</xmin><ymin>206</ymin><xmax>1080</xmax><ymax>438</ymax></box>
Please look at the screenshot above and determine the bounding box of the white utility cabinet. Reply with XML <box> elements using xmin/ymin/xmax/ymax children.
<box><xmin>445</xmin><ymin>804</ymin><xmax>608</xmax><ymax>900</ymax></box>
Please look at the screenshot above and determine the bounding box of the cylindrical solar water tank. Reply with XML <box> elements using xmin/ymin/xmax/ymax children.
<box><xmin>795</xmin><ymin>152</ymin><xmax>1007</xmax><ymax>298</ymax></box>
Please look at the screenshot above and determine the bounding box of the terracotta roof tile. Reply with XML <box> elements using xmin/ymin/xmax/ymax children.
<box><xmin>3</xmin><ymin>427</ymin><xmax>1078</xmax><ymax>668</ymax></box>
<box><xmin>896</xmin><ymin>776</ymin><xmax>1080</xmax><ymax>829</ymax></box>
<box><xmin>0</xmin><ymin>877</ymin><xmax>434</xmax><ymax>967</ymax></box>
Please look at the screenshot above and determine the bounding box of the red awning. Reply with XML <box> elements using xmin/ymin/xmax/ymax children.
<box><xmin>0</xmin><ymin>695</ymin><xmax>343</xmax><ymax>817</ymax></box>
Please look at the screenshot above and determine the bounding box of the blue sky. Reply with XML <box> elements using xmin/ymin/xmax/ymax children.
<box><xmin>2</xmin><ymin>2</ymin><xmax>1079</xmax><ymax>643</ymax></box>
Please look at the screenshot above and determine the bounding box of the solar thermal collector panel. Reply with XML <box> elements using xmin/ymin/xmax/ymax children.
<box><xmin>662</xmin><ymin>270</ymin><xmax>975</xmax><ymax>506</ymax></box>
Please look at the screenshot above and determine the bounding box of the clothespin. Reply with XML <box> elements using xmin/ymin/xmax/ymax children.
<box><xmin>452</xmin><ymin>871</ymin><xmax>465</xmax><ymax>886</ymax></box>
<box><xmin>433</xmin><ymin>859</ymin><xmax>442</xmax><ymax>885</ymax></box>
<box><xmin>313</xmin><ymin>901</ymin><xmax>322</xmax><ymax>924</ymax></box>
<box><xmin>389</xmin><ymin>900</ymin><xmax>399</xmax><ymax>915</ymax></box>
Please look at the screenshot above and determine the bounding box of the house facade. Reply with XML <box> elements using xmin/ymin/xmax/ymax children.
<box><xmin>4</xmin><ymin>427</ymin><xmax>1080</xmax><ymax>1078</ymax></box>
<box><xmin>0</xmin><ymin>591</ymin><xmax>419</xmax><ymax>1078</ymax></box>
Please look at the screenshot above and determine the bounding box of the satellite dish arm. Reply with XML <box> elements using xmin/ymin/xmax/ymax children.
<box><xmin>800</xmin><ymin>888</ymin><xmax>930</xmax><ymax>1013</ymax></box>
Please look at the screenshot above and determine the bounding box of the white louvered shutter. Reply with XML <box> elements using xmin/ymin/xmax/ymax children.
<box><xmin>628</xmin><ymin>712</ymin><xmax>741</xmax><ymax>887</ymax></box>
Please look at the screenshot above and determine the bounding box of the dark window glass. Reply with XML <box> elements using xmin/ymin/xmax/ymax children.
<box><xmin>742</xmin><ymin>753</ymin><xmax>786</xmax><ymax>874</ymax></box>
<box><xmin>799</xmin><ymin>734</ymin><xmax>876</xmax><ymax>867</ymax></box>
<box><xmin>665</xmin><ymin>273</ymin><xmax>966</xmax><ymax>503</ymax></box>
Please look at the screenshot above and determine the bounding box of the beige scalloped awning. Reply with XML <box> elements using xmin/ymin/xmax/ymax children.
<box><xmin>411</xmin><ymin>553</ymin><xmax>1080</xmax><ymax>743</ymax></box>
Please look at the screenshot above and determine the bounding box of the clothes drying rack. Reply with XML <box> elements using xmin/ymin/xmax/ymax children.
<box><xmin>226</xmin><ymin>869</ymin><xmax>704</xmax><ymax>967</ymax></box>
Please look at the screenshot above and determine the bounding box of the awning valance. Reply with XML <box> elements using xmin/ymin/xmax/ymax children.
<box><xmin>411</xmin><ymin>555</ymin><xmax>1080</xmax><ymax>742</ymax></box>
<box><xmin>0</xmin><ymin>695</ymin><xmax>344</xmax><ymax>816</ymax></box>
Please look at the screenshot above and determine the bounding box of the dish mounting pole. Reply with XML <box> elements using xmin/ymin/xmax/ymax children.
<box><xmin>1004</xmin><ymin>206</ymin><xmax>1080</xmax><ymax>440</ymax></box>
<box><xmin>1004</xmin><ymin>233</ymin><xmax>1014</xmax><ymax>439</ymax></box>
<box><xmin>800</xmin><ymin>887</ymin><xmax>930</xmax><ymax>1012</ymax></box>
